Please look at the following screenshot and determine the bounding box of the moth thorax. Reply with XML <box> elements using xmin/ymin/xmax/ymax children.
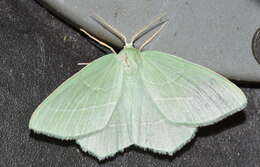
<box><xmin>117</xmin><ymin>48</ymin><xmax>140</xmax><ymax>74</ymax></box>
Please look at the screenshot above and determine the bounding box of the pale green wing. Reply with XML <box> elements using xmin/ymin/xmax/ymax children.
<box><xmin>134</xmin><ymin>123</ymin><xmax>196</xmax><ymax>155</ymax></box>
<box><xmin>140</xmin><ymin>51</ymin><xmax>247</xmax><ymax>126</ymax></box>
<box><xmin>76</xmin><ymin>87</ymin><xmax>133</xmax><ymax>160</ymax></box>
<box><xmin>76</xmin><ymin>77</ymin><xmax>196</xmax><ymax>160</ymax></box>
<box><xmin>29</xmin><ymin>53</ymin><xmax>123</xmax><ymax>139</ymax></box>
<box><xmin>76</xmin><ymin>79</ymin><xmax>136</xmax><ymax>160</ymax></box>
<box><xmin>129</xmin><ymin>80</ymin><xmax>197</xmax><ymax>154</ymax></box>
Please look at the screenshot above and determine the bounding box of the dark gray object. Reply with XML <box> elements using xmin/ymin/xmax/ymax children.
<box><xmin>252</xmin><ymin>28</ymin><xmax>260</xmax><ymax>64</ymax></box>
<box><xmin>38</xmin><ymin>0</ymin><xmax>260</xmax><ymax>82</ymax></box>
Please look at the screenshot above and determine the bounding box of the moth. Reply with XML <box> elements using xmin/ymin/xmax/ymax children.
<box><xmin>29</xmin><ymin>15</ymin><xmax>247</xmax><ymax>160</ymax></box>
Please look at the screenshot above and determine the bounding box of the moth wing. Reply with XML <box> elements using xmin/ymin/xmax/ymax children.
<box><xmin>29</xmin><ymin>54</ymin><xmax>123</xmax><ymax>139</ymax></box>
<box><xmin>130</xmin><ymin>86</ymin><xmax>197</xmax><ymax>155</ymax></box>
<box><xmin>140</xmin><ymin>51</ymin><xmax>247</xmax><ymax>126</ymax></box>
<box><xmin>76</xmin><ymin>106</ymin><xmax>196</xmax><ymax>160</ymax></box>
<box><xmin>75</xmin><ymin>79</ymin><xmax>197</xmax><ymax>160</ymax></box>
<box><xmin>76</xmin><ymin>93</ymin><xmax>133</xmax><ymax>160</ymax></box>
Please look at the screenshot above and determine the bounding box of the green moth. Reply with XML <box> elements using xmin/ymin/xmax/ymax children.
<box><xmin>29</xmin><ymin>15</ymin><xmax>247</xmax><ymax>160</ymax></box>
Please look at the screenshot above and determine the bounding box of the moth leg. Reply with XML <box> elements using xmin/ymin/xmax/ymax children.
<box><xmin>77</xmin><ymin>62</ymin><xmax>91</xmax><ymax>66</ymax></box>
<box><xmin>80</xmin><ymin>28</ymin><xmax>116</xmax><ymax>54</ymax></box>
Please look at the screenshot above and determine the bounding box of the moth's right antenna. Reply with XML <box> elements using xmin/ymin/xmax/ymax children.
<box><xmin>92</xmin><ymin>14</ymin><xmax>127</xmax><ymax>44</ymax></box>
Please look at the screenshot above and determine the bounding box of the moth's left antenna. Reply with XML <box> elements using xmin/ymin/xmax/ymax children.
<box><xmin>139</xmin><ymin>21</ymin><xmax>167</xmax><ymax>51</ymax></box>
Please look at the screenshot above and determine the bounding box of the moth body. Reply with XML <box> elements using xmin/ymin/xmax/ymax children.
<box><xmin>118</xmin><ymin>47</ymin><xmax>140</xmax><ymax>75</ymax></box>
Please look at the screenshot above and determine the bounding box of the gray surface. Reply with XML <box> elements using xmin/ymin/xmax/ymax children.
<box><xmin>1</xmin><ymin>0</ymin><xmax>260</xmax><ymax>167</ymax></box>
<box><xmin>39</xmin><ymin>0</ymin><xmax>260</xmax><ymax>82</ymax></box>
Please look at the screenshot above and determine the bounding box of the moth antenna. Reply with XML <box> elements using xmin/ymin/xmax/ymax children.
<box><xmin>80</xmin><ymin>28</ymin><xmax>116</xmax><ymax>54</ymax></box>
<box><xmin>130</xmin><ymin>13</ymin><xmax>167</xmax><ymax>44</ymax></box>
<box><xmin>92</xmin><ymin>14</ymin><xmax>127</xmax><ymax>44</ymax></box>
<box><xmin>139</xmin><ymin>21</ymin><xmax>168</xmax><ymax>51</ymax></box>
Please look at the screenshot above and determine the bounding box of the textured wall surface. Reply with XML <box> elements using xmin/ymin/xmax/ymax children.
<box><xmin>0</xmin><ymin>1</ymin><xmax>260</xmax><ymax>166</ymax></box>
